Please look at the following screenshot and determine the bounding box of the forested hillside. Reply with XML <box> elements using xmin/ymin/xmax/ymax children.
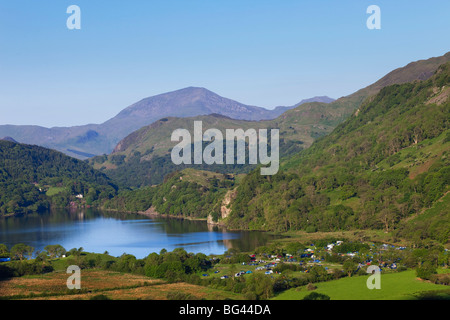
<box><xmin>103</xmin><ymin>168</ymin><xmax>236</xmax><ymax>221</ymax></box>
<box><xmin>223</xmin><ymin>62</ymin><xmax>450</xmax><ymax>243</ymax></box>
<box><xmin>0</xmin><ymin>141</ymin><xmax>118</xmax><ymax>216</ymax></box>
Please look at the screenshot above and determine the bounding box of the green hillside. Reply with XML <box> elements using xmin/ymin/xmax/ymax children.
<box><xmin>222</xmin><ymin>62</ymin><xmax>450</xmax><ymax>242</ymax></box>
<box><xmin>103</xmin><ymin>168</ymin><xmax>236</xmax><ymax>221</ymax></box>
<box><xmin>273</xmin><ymin>270</ymin><xmax>450</xmax><ymax>300</ymax></box>
<box><xmin>0</xmin><ymin>141</ymin><xmax>118</xmax><ymax>216</ymax></box>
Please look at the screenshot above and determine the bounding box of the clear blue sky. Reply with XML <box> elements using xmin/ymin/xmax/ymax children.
<box><xmin>1</xmin><ymin>0</ymin><xmax>449</xmax><ymax>127</ymax></box>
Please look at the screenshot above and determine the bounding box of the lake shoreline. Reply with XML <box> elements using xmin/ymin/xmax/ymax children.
<box><xmin>0</xmin><ymin>208</ymin><xmax>281</xmax><ymax>258</ymax></box>
<box><xmin>102</xmin><ymin>206</ymin><xmax>209</xmax><ymax>223</ymax></box>
<box><xmin>103</xmin><ymin>206</ymin><xmax>239</xmax><ymax>229</ymax></box>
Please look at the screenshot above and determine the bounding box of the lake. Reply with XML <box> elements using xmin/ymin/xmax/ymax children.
<box><xmin>0</xmin><ymin>208</ymin><xmax>280</xmax><ymax>258</ymax></box>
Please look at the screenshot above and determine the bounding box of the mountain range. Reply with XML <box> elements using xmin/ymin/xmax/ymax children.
<box><xmin>0</xmin><ymin>89</ymin><xmax>334</xmax><ymax>159</ymax></box>
<box><xmin>2</xmin><ymin>52</ymin><xmax>449</xmax><ymax>162</ymax></box>
<box><xmin>90</xmin><ymin>52</ymin><xmax>450</xmax><ymax>187</ymax></box>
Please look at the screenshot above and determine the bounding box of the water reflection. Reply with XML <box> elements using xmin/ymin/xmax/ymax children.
<box><xmin>0</xmin><ymin>208</ymin><xmax>280</xmax><ymax>258</ymax></box>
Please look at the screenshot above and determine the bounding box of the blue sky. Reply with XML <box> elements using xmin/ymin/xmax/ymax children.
<box><xmin>0</xmin><ymin>0</ymin><xmax>449</xmax><ymax>127</ymax></box>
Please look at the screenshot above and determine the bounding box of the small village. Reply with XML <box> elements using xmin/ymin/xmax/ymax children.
<box><xmin>200</xmin><ymin>240</ymin><xmax>429</xmax><ymax>280</ymax></box>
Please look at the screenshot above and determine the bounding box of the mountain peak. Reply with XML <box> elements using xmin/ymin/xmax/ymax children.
<box><xmin>0</xmin><ymin>136</ymin><xmax>18</xmax><ymax>143</ymax></box>
<box><xmin>296</xmin><ymin>96</ymin><xmax>335</xmax><ymax>105</ymax></box>
<box><xmin>161</xmin><ymin>86</ymin><xmax>213</xmax><ymax>96</ymax></box>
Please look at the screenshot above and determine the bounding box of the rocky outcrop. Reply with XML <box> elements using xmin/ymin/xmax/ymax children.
<box><xmin>220</xmin><ymin>189</ymin><xmax>237</xmax><ymax>220</ymax></box>
<box><xmin>207</xmin><ymin>188</ymin><xmax>238</xmax><ymax>226</ymax></box>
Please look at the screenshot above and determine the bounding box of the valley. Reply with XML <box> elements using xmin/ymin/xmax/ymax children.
<box><xmin>1</xmin><ymin>52</ymin><xmax>449</xmax><ymax>302</ymax></box>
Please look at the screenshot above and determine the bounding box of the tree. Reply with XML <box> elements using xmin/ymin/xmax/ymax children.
<box><xmin>309</xmin><ymin>265</ymin><xmax>329</xmax><ymax>282</ymax></box>
<box><xmin>285</xmin><ymin>242</ymin><xmax>305</xmax><ymax>256</ymax></box>
<box><xmin>343</xmin><ymin>260</ymin><xmax>358</xmax><ymax>277</ymax></box>
<box><xmin>44</xmin><ymin>244</ymin><xmax>66</xmax><ymax>259</ymax></box>
<box><xmin>416</xmin><ymin>261</ymin><xmax>437</xmax><ymax>280</ymax></box>
<box><xmin>0</xmin><ymin>244</ymin><xmax>9</xmax><ymax>258</ymax></box>
<box><xmin>68</xmin><ymin>247</ymin><xmax>84</xmax><ymax>264</ymax></box>
<box><xmin>35</xmin><ymin>250</ymin><xmax>50</xmax><ymax>266</ymax></box>
<box><xmin>244</xmin><ymin>273</ymin><xmax>273</xmax><ymax>300</ymax></box>
<box><xmin>10</xmin><ymin>243</ymin><xmax>34</xmax><ymax>261</ymax></box>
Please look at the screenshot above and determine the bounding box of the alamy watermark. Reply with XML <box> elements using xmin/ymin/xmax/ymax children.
<box><xmin>171</xmin><ymin>121</ymin><xmax>279</xmax><ymax>175</ymax></box>
<box><xmin>366</xmin><ymin>265</ymin><xmax>381</xmax><ymax>289</ymax></box>
<box><xmin>66</xmin><ymin>265</ymin><xmax>81</xmax><ymax>289</ymax></box>
<box><xmin>67</xmin><ymin>5</ymin><xmax>81</xmax><ymax>30</ymax></box>
<box><xmin>367</xmin><ymin>5</ymin><xmax>381</xmax><ymax>30</ymax></box>
<box><xmin>66</xmin><ymin>5</ymin><xmax>380</xmax><ymax>31</ymax></box>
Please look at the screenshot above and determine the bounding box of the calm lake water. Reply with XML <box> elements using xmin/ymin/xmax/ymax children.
<box><xmin>0</xmin><ymin>208</ymin><xmax>280</xmax><ymax>259</ymax></box>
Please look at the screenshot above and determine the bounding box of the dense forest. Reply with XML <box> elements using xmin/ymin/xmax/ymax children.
<box><xmin>0</xmin><ymin>141</ymin><xmax>118</xmax><ymax>216</ymax></box>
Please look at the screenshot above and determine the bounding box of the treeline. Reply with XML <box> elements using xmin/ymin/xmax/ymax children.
<box><xmin>0</xmin><ymin>141</ymin><xmax>118</xmax><ymax>216</ymax></box>
<box><xmin>0</xmin><ymin>244</ymin><xmax>343</xmax><ymax>300</ymax></box>
<box><xmin>224</xmin><ymin>63</ymin><xmax>450</xmax><ymax>242</ymax></box>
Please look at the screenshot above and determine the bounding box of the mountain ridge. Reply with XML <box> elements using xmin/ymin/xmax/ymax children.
<box><xmin>0</xmin><ymin>88</ymin><xmax>333</xmax><ymax>159</ymax></box>
<box><xmin>1</xmin><ymin>51</ymin><xmax>449</xmax><ymax>161</ymax></box>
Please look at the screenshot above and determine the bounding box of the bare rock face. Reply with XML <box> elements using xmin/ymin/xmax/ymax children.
<box><xmin>207</xmin><ymin>188</ymin><xmax>238</xmax><ymax>225</ymax></box>
<box><xmin>220</xmin><ymin>189</ymin><xmax>238</xmax><ymax>220</ymax></box>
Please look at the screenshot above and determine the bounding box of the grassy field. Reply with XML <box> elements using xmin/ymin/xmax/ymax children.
<box><xmin>272</xmin><ymin>270</ymin><xmax>450</xmax><ymax>300</ymax></box>
<box><xmin>2</xmin><ymin>268</ymin><xmax>448</xmax><ymax>300</ymax></box>
<box><xmin>0</xmin><ymin>269</ymin><xmax>245</xmax><ymax>300</ymax></box>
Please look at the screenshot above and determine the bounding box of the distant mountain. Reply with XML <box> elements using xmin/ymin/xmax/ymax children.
<box><xmin>99</xmin><ymin>87</ymin><xmax>333</xmax><ymax>142</ymax></box>
<box><xmin>297</xmin><ymin>96</ymin><xmax>336</xmax><ymax>105</ymax></box>
<box><xmin>0</xmin><ymin>88</ymin><xmax>333</xmax><ymax>159</ymax></box>
<box><xmin>90</xmin><ymin>52</ymin><xmax>450</xmax><ymax>187</ymax></box>
<box><xmin>272</xmin><ymin>96</ymin><xmax>336</xmax><ymax>115</ymax></box>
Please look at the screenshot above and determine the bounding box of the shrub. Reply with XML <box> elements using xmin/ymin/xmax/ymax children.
<box><xmin>306</xmin><ymin>283</ymin><xmax>317</xmax><ymax>291</ymax></box>
<box><xmin>303</xmin><ymin>292</ymin><xmax>331</xmax><ymax>300</ymax></box>
<box><xmin>90</xmin><ymin>294</ymin><xmax>111</xmax><ymax>300</ymax></box>
<box><xmin>416</xmin><ymin>261</ymin><xmax>437</xmax><ymax>280</ymax></box>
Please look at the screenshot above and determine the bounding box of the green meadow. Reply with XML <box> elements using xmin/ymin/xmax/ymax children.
<box><xmin>45</xmin><ymin>187</ymin><xmax>66</xmax><ymax>197</ymax></box>
<box><xmin>272</xmin><ymin>270</ymin><xmax>450</xmax><ymax>300</ymax></box>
